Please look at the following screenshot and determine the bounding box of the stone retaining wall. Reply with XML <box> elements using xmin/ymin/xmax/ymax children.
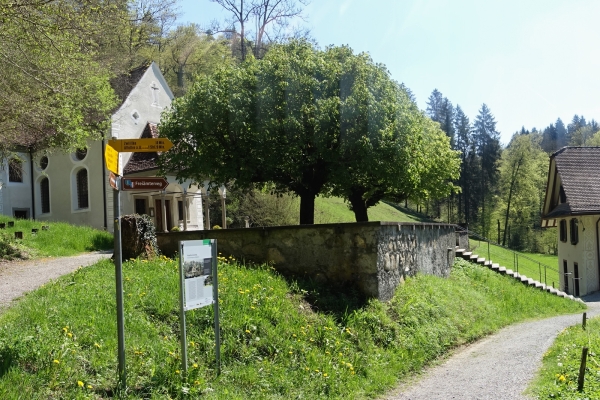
<box><xmin>157</xmin><ymin>222</ymin><xmax>467</xmax><ymax>301</ymax></box>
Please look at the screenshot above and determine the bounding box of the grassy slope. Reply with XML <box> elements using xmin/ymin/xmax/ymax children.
<box><xmin>0</xmin><ymin>257</ymin><xmax>584</xmax><ymax>399</ymax></box>
<box><xmin>314</xmin><ymin>197</ymin><xmax>428</xmax><ymax>224</ymax></box>
<box><xmin>528</xmin><ymin>316</ymin><xmax>600</xmax><ymax>399</ymax></box>
<box><xmin>0</xmin><ymin>216</ymin><xmax>112</xmax><ymax>259</ymax></box>
<box><xmin>469</xmin><ymin>239</ymin><xmax>560</xmax><ymax>287</ymax></box>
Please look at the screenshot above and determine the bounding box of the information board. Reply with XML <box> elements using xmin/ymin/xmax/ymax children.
<box><xmin>180</xmin><ymin>239</ymin><xmax>216</xmax><ymax>310</ymax></box>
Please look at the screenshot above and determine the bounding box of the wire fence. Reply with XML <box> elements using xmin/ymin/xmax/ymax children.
<box><xmin>454</xmin><ymin>226</ymin><xmax>560</xmax><ymax>288</ymax></box>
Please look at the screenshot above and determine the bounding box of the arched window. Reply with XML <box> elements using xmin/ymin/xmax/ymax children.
<box><xmin>40</xmin><ymin>177</ymin><xmax>50</xmax><ymax>213</ymax></box>
<box><xmin>76</xmin><ymin>169</ymin><xmax>89</xmax><ymax>209</ymax></box>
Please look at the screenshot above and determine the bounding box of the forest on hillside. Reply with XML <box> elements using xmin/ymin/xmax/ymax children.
<box><xmin>423</xmin><ymin>89</ymin><xmax>600</xmax><ymax>254</ymax></box>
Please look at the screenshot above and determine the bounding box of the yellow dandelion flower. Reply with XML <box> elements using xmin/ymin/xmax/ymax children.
<box><xmin>94</xmin><ymin>342</ymin><xmax>101</xmax><ymax>348</ymax></box>
<box><xmin>245</xmin><ymin>329</ymin><xmax>251</xmax><ymax>334</ymax></box>
<box><xmin>193</xmin><ymin>363</ymin><xmax>198</xmax><ymax>368</ymax></box>
<box><xmin>194</xmin><ymin>380</ymin><xmax>200</xmax><ymax>385</ymax></box>
<box><xmin>323</xmin><ymin>373</ymin><xmax>328</xmax><ymax>377</ymax></box>
<box><xmin>67</xmin><ymin>332</ymin><xmax>73</xmax><ymax>338</ymax></box>
<box><xmin>176</xmin><ymin>370</ymin><xmax>180</xmax><ymax>374</ymax></box>
<box><xmin>87</xmin><ymin>385</ymin><xmax>93</xmax><ymax>389</ymax></box>
<box><xmin>77</xmin><ymin>381</ymin><xmax>84</xmax><ymax>387</ymax></box>
<box><xmin>53</xmin><ymin>359</ymin><xmax>60</xmax><ymax>364</ymax></box>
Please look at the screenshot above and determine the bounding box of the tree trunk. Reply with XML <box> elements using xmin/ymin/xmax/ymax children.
<box><xmin>299</xmin><ymin>193</ymin><xmax>315</xmax><ymax>225</ymax></box>
<box><xmin>348</xmin><ymin>190</ymin><xmax>369</xmax><ymax>222</ymax></box>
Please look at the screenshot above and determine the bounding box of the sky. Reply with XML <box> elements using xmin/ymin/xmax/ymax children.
<box><xmin>177</xmin><ymin>0</ymin><xmax>600</xmax><ymax>145</ymax></box>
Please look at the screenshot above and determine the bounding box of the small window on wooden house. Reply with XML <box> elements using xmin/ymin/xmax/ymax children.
<box><xmin>76</xmin><ymin>169</ymin><xmax>89</xmax><ymax>209</ymax></box>
<box><xmin>40</xmin><ymin>177</ymin><xmax>50</xmax><ymax>214</ymax></box>
<box><xmin>570</xmin><ymin>218</ymin><xmax>578</xmax><ymax>245</ymax></box>
<box><xmin>559</xmin><ymin>220</ymin><xmax>567</xmax><ymax>242</ymax></box>
<box><xmin>8</xmin><ymin>159</ymin><xmax>22</xmax><ymax>182</ymax></box>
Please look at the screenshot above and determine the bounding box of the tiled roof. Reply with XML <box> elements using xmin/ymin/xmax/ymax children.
<box><xmin>122</xmin><ymin>123</ymin><xmax>159</xmax><ymax>175</ymax></box>
<box><xmin>552</xmin><ymin>146</ymin><xmax>600</xmax><ymax>215</ymax></box>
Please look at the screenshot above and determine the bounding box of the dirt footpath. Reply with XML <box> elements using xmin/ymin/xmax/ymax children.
<box><xmin>0</xmin><ymin>251</ymin><xmax>112</xmax><ymax>310</ymax></box>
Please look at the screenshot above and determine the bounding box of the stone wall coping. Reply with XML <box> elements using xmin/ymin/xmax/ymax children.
<box><xmin>157</xmin><ymin>221</ymin><xmax>462</xmax><ymax>236</ymax></box>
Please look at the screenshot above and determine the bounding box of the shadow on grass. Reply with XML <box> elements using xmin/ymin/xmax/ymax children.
<box><xmin>381</xmin><ymin>201</ymin><xmax>434</xmax><ymax>222</ymax></box>
<box><xmin>281</xmin><ymin>273</ymin><xmax>369</xmax><ymax>321</ymax></box>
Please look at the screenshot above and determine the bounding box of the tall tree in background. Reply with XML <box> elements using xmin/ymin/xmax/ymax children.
<box><xmin>210</xmin><ymin>0</ymin><xmax>309</xmax><ymax>60</ymax></box>
<box><xmin>161</xmin><ymin>24</ymin><xmax>232</xmax><ymax>96</ymax></box>
<box><xmin>473</xmin><ymin>104</ymin><xmax>501</xmax><ymax>236</ymax></box>
<box><xmin>453</xmin><ymin>105</ymin><xmax>474</xmax><ymax>223</ymax></box>
<box><xmin>496</xmin><ymin>132</ymin><xmax>548</xmax><ymax>250</ymax></box>
<box><xmin>426</xmin><ymin>89</ymin><xmax>454</xmax><ymax>146</ymax></box>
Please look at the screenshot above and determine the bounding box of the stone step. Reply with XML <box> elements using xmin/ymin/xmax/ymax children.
<box><xmin>459</xmin><ymin>254</ymin><xmax>582</xmax><ymax>304</ymax></box>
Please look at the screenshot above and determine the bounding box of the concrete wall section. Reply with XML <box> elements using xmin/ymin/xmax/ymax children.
<box><xmin>157</xmin><ymin>222</ymin><xmax>460</xmax><ymax>301</ymax></box>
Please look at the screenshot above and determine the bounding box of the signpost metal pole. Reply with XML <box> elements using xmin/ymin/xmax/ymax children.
<box><xmin>212</xmin><ymin>240</ymin><xmax>221</xmax><ymax>375</ymax></box>
<box><xmin>178</xmin><ymin>242</ymin><xmax>188</xmax><ymax>378</ymax></box>
<box><xmin>113</xmin><ymin>176</ymin><xmax>126</xmax><ymax>391</ymax></box>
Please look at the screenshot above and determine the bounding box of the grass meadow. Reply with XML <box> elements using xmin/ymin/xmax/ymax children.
<box><xmin>0</xmin><ymin>256</ymin><xmax>584</xmax><ymax>399</ymax></box>
<box><xmin>0</xmin><ymin>216</ymin><xmax>112</xmax><ymax>259</ymax></box>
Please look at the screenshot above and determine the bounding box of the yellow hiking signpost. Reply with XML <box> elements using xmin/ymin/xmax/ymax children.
<box><xmin>104</xmin><ymin>143</ymin><xmax>119</xmax><ymax>175</ymax></box>
<box><xmin>108</xmin><ymin>138</ymin><xmax>173</xmax><ymax>152</ymax></box>
<box><xmin>104</xmin><ymin>137</ymin><xmax>173</xmax><ymax>393</ymax></box>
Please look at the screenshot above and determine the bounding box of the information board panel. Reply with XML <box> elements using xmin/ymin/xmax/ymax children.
<box><xmin>180</xmin><ymin>239</ymin><xmax>216</xmax><ymax>310</ymax></box>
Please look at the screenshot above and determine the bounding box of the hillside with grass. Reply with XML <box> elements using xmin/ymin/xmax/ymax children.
<box><xmin>469</xmin><ymin>239</ymin><xmax>560</xmax><ymax>287</ymax></box>
<box><xmin>0</xmin><ymin>255</ymin><xmax>584</xmax><ymax>399</ymax></box>
<box><xmin>314</xmin><ymin>198</ymin><xmax>429</xmax><ymax>224</ymax></box>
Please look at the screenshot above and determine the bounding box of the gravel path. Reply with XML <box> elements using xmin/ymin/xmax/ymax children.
<box><xmin>383</xmin><ymin>292</ymin><xmax>600</xmax><ymax>400</ymax></box>
<box><xmin>0</xmin><ymin>251</ymin><xmax>112</xmax><ymax>310</ymax></box>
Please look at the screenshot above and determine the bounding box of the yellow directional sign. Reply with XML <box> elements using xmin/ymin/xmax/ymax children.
<box><xmin>104</xmin><ymin>143</ymin><xmax>119</xmax><ymax>175</ymax></box>
<box><xmin>108</xmin><ymin>138</ymin><xmax>173</xmax><ymax>153</ymax></box>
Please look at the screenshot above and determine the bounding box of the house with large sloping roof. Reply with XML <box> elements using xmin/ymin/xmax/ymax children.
<box><xmin>0</xmin><ymin>62</ymin><xmax>206</xmax><ymax>233</ymax></box>
<box><xmin>541</xmin><ymin>146</ymin><xmax>600</xmax><ymax>297</ymax></box>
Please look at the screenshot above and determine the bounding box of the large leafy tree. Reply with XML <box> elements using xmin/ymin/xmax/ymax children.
<box><xmin>159</xmin><ymin>40</ymin><xmax>459</xmax><ymax>224</ymax></box>
<box><xmin>496</xmin><ymin>132</ymin><xmax>547</xmax><ymax>249</ymax></box>
<box><xmin>0</xmin><ymin>0</ymin><xmax>121</xmax><ymax>150</ymax></box>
